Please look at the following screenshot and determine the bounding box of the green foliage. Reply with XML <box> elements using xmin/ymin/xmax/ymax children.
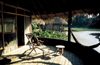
<box><xmin>32</xmin><ymin>23</ymin><xmax>68</xmax><ymax>40</ymax></box>
<box><xmin>39</xmin><ymin>30</ymin><xmax>68</xmax><ymax>40</ymax></box>
<box><xmin>32</xmin><ymin>23</ymin><xmax>38</xmax><ymax>31</ymax></box>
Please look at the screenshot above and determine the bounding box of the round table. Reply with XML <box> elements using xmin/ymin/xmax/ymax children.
<box><xmin>56</xmin><ymin>45</ymin><xmax>65</xmax><ymax>55</ymax></box>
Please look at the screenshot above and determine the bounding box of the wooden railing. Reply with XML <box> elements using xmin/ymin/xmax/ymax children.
<box><xmin>38</xmin><ymin>37</ymin><xmax>68</xmax><ymax>47</ymax></box>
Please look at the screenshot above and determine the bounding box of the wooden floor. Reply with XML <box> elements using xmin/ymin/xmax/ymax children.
<box><xmin>2</xmin><ymin>45</ymin><xmax>83</xmax><ymax>65</ymax></box>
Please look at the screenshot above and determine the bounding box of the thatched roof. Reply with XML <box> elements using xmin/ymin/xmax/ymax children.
<box><xmin>1</xmin><ymin>0</ymin><xmax>100</xmax><ymax>19</ymax></box>
<box><xmin>53</xmin><ymin>17</ymin><xmax>68</xmax><ymax>25</ymax></box>
<box><xmin>44</xmin><ymin>17</ymin><xmax>68</xmax><ymax>25</ymax></box>
<box><xmin>32</xmin><ymin>19</ymin><xmax>45</xmax><ymax>25</ymax></box>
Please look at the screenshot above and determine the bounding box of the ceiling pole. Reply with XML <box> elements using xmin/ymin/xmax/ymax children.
<box><xmin>51</xmin><ymin>0</ymin><xmax>67</xmax><ymax>17</ymax></box>
<box><xmin>68</xmin><ymin>6</ymin><xmax>72</xmax><ymax>43</ymax></box>
<box><xmin>37</xmin><ymin>11</ymin><xmax>43</xmax><ymax>19</ymax></box>
<box><xmin>30</xmin><ymin>0</ymin><xmax>37</xmax><ymax>18</ymax></box>
<box><xmin>31</xmin><ymin>0</ymin><xmax>42</xmax><ymax>18</ymax></box>
<box><xmin>50</xmin><ymin>0</ymin><xmax>60</xmax><ymax>17</ymax></box>
<box><xmin>32</xmin><ymin>12</ymin><xmax>37</xmax><ymax>19</ymax></box>
<box><xmin>37</xmin><ymin>0</ymin><xmax>49</xmax><ymax>18</ymax></box>
<box><xmin>44</xmin><ymin>0</ymin><xmax>57</xmax><ymax>18</ymax></box>
<box><xmin>62</xmin><ymin>0</ymin><xmax>69</xmax><ymax>16</ymax></box>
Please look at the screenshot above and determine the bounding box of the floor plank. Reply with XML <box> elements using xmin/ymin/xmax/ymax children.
<box><xmin>1</xmin><ymin>45</ymin><xmax>84</xmax><ymax>65</ymax></box>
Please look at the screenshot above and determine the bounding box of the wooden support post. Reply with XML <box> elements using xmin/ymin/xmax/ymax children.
<box><xmin>5</xmin><ymin>23</ymin><xmax>6</xmax><ymax>32</ymax></box>
<box><xmin>68</xmin><ymin>7</ymin><xmax>72</xmax><ymax>43</ymax></box>
<box><xmin>15</xmin><ymin>5</ymin><xmax>18</xmax><ymax>47</ymax></box>
<box><xmin>30</xmin><ymin>14</ymin><xmax>32</xmax><ymax>33</ymax></box>
<box><xmin>62</xmin><ymin>48</ymin><xmax>64</xmax><ymax>54</ymax></box>
<box><xmin>1</xmin><ymin>3</ymin><xmax>5</xmax><ymax>49</ymax></box>
<box><xmin>62</xmin><ymin>0</ymin><xmax>72</xmax><ymax>43</ymax></box>
<box><xmin>23</xmin><ymin>11</ymin><xmax>25</xmax><ymax>45</ymax></box>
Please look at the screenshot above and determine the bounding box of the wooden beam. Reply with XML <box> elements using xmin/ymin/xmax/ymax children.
<box><xmin>0</xmin><ymin>1</ymin><xmax>30</xmax><ymax>12</ymax></box>
<box><xmin>4</xmin><ymin>3</ymin><xmax>16</xmax><ymax>8</ymax></box>
<box><xmin>3</xmin><ymin>11</ymin><xmax>30</xmax><ymax>17</ymax></box>
<box><xmin>17</xmin><ymin>13</ymin><xmax>30</xmax><ymax>17</ymax></box>
<box><xmin>17</xmin><ymin>7</ymin><xmax>30</xmax><ymax>12</ymax></box>
<box><xmin>3</xmin><ymin>11</ymin><xmax>16</xmax><ymax>15</ymax></box>
<box><xmin>0</xmin><ymin>2</ymin><xmax>30</xmax><ymax>17</ymax></box>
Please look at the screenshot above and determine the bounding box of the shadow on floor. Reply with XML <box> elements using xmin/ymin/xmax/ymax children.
<box><xmin>41</xmin><ymin>38</ymin><xmax>100</xmax><ymax>65</ymax></box>
<box><xmin>1</xmin><ymin>54</ymin><xmax>51</xmax><ymax>65</ymax></box>
<box><xmin>90</xmin><ymin>33</ymin><xmax>100</xmax><ymax>37</ymax></box>
<box><xmin>65</xmin><ymin>41</ymin><xmax>100</xmax><ymax>65</ymax></box>
<box><xmin>1</xmin><ymin>41</ymin><xmax>100</xmax><ymax>65</ymax></box>
<box><xmin>0</xmin><ymin>57</ymin><xmax>11</xmax><ymax>65</ymax></box>
<box><xmin>24</xmin><ymin>61</ymin><xmax>60</xmax><ymax>65</ymax></box>
<box><xmin>90</xmin><ymin>33</ymin><xmax>100</xmax><ymax>42</ymax></box>
<box><xmin>0</xmin><ymin>49</ymin><xmax>3</xmax><ymax>56</ymax></box>
<box><xmin>26</xmin><ymin>36</ymin><xmax>100</xmax><ymax>65</ymax></box>
<box><xmin>0</xmin><ymin>48</ymin><xmax>59</xmax><ymax>65</ymax></box>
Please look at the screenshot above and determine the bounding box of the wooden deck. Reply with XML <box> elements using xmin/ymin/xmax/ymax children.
<box><xmin>2</xmin><ymin>45</ymin><xmax>83</xmax><ymax>65</ymax></box>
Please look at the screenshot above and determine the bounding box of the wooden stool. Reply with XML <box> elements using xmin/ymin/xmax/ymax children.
<box><xmin>42</xmin><ymin>48</ymin><xmax>50</xmax><ymax>58</ymax></box>
<box><xmin>56</xmin><ymin>45</ymin><xmax>65</xmax><ymax>55</ymax></box>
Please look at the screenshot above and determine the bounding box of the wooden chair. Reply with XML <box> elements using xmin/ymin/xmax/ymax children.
<box><xmin>33</xmin><ymin>35</ymin><xmax>44</xmax><ymax>46</ymax></box>
<box><xmin>26</xmin><ymin>33</ymin><xmax>44</xmax><ymax>46</ymax></box>
<box><xmin>28</xmin><ymin>41</ymin><xmax>50</xmax><ymax>57</ymax></box>
<box><xmin>25</xmin><ymin>33</ymin><xmax>50</xmax><ymax>57</ymax></box>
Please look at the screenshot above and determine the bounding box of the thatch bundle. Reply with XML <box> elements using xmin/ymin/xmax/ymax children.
<box><xmin>32</xmin><ymin>19</ymin><xmax>45</xmax><ymax>25</ymax></box>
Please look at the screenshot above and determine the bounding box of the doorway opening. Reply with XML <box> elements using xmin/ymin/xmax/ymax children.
<box><xmin>17</xmin><ymin>16</ymin><xmax>24</xmax><ymax>47</ymax></box>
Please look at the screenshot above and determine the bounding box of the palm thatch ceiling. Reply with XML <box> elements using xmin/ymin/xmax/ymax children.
<box><xmin>1</xmin><ymin>0</ymin><xmax>100</xmax><ymax>19</ymax></box>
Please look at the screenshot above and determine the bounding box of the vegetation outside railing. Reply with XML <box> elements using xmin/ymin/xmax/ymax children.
<box><xmin>32</xmin><ymin>23</ymin><xmax>68</xmax><ymax>40</ymax></box>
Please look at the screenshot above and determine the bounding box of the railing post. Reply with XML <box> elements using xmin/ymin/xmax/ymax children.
<box><xmin>68</xmin><ymin>7</ymin><xmax>72</xmax><ymax>43</ymax></box>
<box><xmin>1</xmin><ymin>3</ymin><xmax>5</xmax><ymax>49</ymax></box>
